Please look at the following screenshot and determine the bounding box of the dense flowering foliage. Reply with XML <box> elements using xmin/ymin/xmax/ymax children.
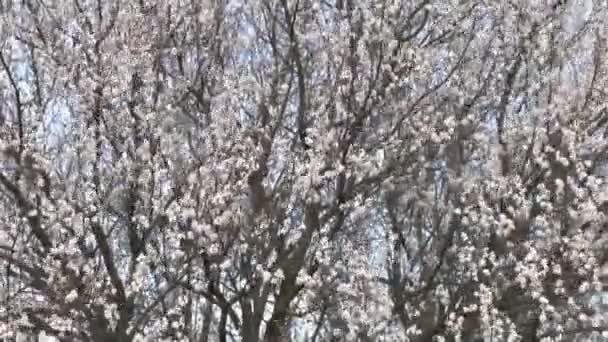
<box><xmin>1</xmin><ymin>0</ymin><xmax>608</xmax><ymax>341</ymax></box>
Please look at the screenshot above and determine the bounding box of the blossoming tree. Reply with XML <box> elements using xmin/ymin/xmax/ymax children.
<box><xmin>1</xmin><ymin>0</ymin><xmax>608</xmax><ymax>341</ymax></box>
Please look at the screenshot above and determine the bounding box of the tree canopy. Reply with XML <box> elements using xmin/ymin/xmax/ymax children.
<box><xmin>1</xmin><ymin>0</ymin><xmax>608</xmax><ymax>341</ymax></box>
